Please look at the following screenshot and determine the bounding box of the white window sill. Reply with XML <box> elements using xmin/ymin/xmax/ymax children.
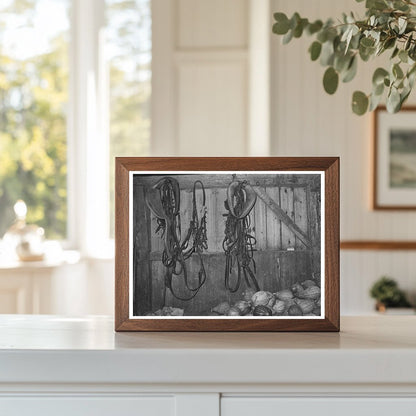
<box><xmin>0</xmin><ymin>250</ymin><xmax>81</xmax><ymax>271</ymax></box>
<box><xmin>0</xmin><ymin>237</ymin><xmax>115</xmax><ymax>270</ymax></box>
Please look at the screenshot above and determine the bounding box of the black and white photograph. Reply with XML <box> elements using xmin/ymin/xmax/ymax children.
<box><xmin>130</xmin><ymin>172</ymin><xmax>324</xmax><ymax>319</ymax></box>
<box><xmin>390</xmin><ymin>129</ymin><xmax>416</xmax><ymax>189</ymax></box>
<box><xmin>374</xmin><ymin>107</ymin><xmax>416</xmax><ymax>209</ymax></box>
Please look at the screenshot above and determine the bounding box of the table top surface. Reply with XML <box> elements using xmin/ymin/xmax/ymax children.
<box><xmin>0</xmin><ymin>314</ymin><xmax>415</xmax><ymax>350</ymax></box>
<box><xmin>1</xmin><ymin>315</ymin><xmax>415</xmax><ymax>385</ymax></box>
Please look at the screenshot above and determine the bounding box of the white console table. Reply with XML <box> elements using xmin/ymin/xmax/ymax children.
<box><xmin>0</xmin><ymin>251</ymin><xmax>81</xmax><ymax>314</ymax></box>
<box><xmin>1</xmin><ymin>315</ymin><xmax>416</xmax><ymax>415</ymax></box>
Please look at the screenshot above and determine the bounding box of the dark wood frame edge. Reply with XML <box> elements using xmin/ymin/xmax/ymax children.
<box><xmin>115</xmin><ymin>157</ymin><xmax>340</xmax><ymax>332</ymax></box>
<box><xmin>341</xmin><ymin>240</ymin><xmax>416</xmax><ymax>250</ymax></box>
<box><xmin>373</xmin><ymin>106</ymin><xmax>416</xmax><ymax>210</ymax></box>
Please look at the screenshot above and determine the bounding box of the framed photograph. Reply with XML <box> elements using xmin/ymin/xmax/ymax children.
<box><xmin>374</xmin><ymin>106</ymin><xmax>416</xmax><ymax>209</ymax></box>
<box><xmin>115</xmin><ymin>157</ymin><xmax>339</xmax><ymax>331</ymax></box>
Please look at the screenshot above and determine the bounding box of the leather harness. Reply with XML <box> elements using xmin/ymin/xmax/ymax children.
<box><xmin>222</xmin><ymin>180</ymin><xmax>259</xmax><ymax>293</ymax></box>
<box><xmin>145</xmin><ymin>177</ymin><xmax>260</xmax><ymax>303</ymax></box>
<box><xmin>145</xmin><ymin>177</ymin><xmax>208</xmax><ymax>301</ymax></box>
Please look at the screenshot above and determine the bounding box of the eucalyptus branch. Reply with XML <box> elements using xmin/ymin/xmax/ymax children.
<box><xmin>272</xmin><ymin>0</ymin><xmax>416</xmax><ymax>115</ymax></box>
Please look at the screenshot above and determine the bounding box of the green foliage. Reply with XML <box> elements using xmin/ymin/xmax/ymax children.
<box><xmin>0</xmin><ymin>0</ymin><xmax>151</xmax><ymax>239</ymax></box>
<box><xmin>309</xmin><ymin>41</ymin><xmax>322</xmax><ymax>61</ymax></box>
<box><xmin>352</xmin><ymin>90</ymin><xmax>369</xmax><ymax>114</ymax></box>
<box><xmin>323</xmin><ymin>67</ymin><xmax>339</xmax><ymax>94</ymax></box>
<box><xmin>273</xmin><ymin>13</ymin><xmax>290</xmax><ymax>34</ymax></box>
<box><xmin>0</xmin><ymin>6</ymin><xmax>69</xmax><ymax>238</ymax></box>
<box><xmin>370</xmin><ymin>276</ymin><xmax>412</xmax><ymax>307</ymax></box>
<box><xmin>272</xmin><ymin>0</ymin><xmax>416</xmax><ymax>115</ymax></box>
<box><xmin>107</xmin><ymin>0</ymin><xmax>151</xmax><ymax>237</ymax></box>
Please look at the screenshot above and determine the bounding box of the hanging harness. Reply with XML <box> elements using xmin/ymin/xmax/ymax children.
<box><xmin>222</xmin><ymin>180</ymin><xmax>259</xmax><ymax>293</ymax></box>
<box><xmin>145</xmin><ymin>177</ymin><xmax>208</xmax><ymax>301</ymax></box>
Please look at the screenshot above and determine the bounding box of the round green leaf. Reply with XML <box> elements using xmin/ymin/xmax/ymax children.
<box><xmin>369</xmin><ymin>92</ymin><xmax>382</xmax><ymax>112</ymax></box>
<box><xmin>372</xmin><ymin>68</ymin><xmax>389</xmax><ymax>86</ymax></box>
<box><xmin>309</xmin><ymin>41</ymin><xmax>322</xmax><ymax>61</ymax></box>
<box><xmin>317</xmin><ymin>30</ymin><xmax>328</xmax><ymax>43</ymax></box>
<box><xmin>399</xmin><ymin>50</ymin><xmax>408</xmax><ymax>63</ymax></box>
<box><xmin>290</xmin><ymin>12</ymin><xmax>301</xmax><ymax>29</ymax></box>
<box><xmin>342</xmin><ymin>56</ymin><xmax>357</xmax><ymax>83</ymax></box>
<box><xmin>360</xmin><ymin>37</ymin><xmax>375</xmax><ymax>48</ymax></box>
<box><xmin>282</xmin><ymin>29</ymin><xmax>293</xmax><ymax>45</ymax></box>
<box><xmin>384</xmin><ymin>37</ymin><xmax>396</xmax><ymax>50</ymax></box>
<box><xmin>393</xmin><ymin>63</ymin><xmax>404</xmax><ymax>79</ymax></box>
<box><xmin>400</xmin><ymin>88</ymin><xmax>411</xmax><ymax>107</ymax></box>
<box><xmin>320</xmin><ymin>41</ymin><xmax>335</xmax><ymax>66</ymax></box>
<box><xmin>273</xmin><ymin>13</ymin><xmax>290</xmax><ymax>35</ymax></box>
<box><xmin>352</xmin><ymin>91</ymin><xmax>369</xmax><ymax>115</ymax></box>
<box><xmin>391</xmin><ymin>47</ymin><xmax>399</xmax><ymax>59</ymax></box>
<box><xmin>293</xmin><ymin>18</ymin><xmax>308</xmax><ymax>38</ymax></box>
<box><xmin>405</xmin><ymin>34</ymin><xmax>413</xmax><ymax>51</ymax></box>
<box><xmin>323</xmin><ymin>67</ymin><xmax>339</xmax><ymax>95</ymax></box>
<box><xmin>359</xmin><ymin>44</ymin><xmax>374</xmax><ymax>62</ymax></box>
<box><xmin>373</xmin><ymin>82</ymin><xmax>384</xmax><ymax>96</ymax></box>
<box><xmin>307</xmin><ymin>20</ymin><xmax>323</xmax><ymax>35</ymax></box>
<box><xmin>387</xmin><ymin>88</ymin><xmax>401</xmax><ymax>113</ymax></box>
<box><xmin>334</xmin><ymin>52</ymin><xmax>352</xmax><ymax>73</ymax></box>
<box><xmin>367</xmin><ymin>0</ymin><xmax>388</xmax><ymax>11</ymax></box>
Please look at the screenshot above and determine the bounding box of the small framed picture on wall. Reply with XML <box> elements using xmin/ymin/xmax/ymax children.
<box><xmin>374</xmin><ymin>106</ymin><xmax>416</xmax><ymax>209</ymax></box>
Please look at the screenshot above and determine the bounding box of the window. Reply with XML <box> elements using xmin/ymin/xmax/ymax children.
<box><xmin>0</xmin><ymin>0</ymin><xmax>70</xmax><ymax>239</ymax></box>
<box><xmin>0</xmin><ymin>0</ymin><xmax>151</xmax><ymax>252</ymax></box>
<box><xmin>106</xmin><ymin>0</ymin><xmax>151</xmax><ymax>237</ymax></box>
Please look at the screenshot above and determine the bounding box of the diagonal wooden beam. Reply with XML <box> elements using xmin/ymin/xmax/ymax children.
<box><xmin>251</xmin><ymin>186</ymin><xmax>313</xmax><ymax>249</ymax></box>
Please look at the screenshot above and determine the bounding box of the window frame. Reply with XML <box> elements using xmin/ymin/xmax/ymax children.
<box><xmin>0</xmin><ymin>0</ymin><xmax>153</xmax><ymax>258</ymax></box>
<box><xmin>67</xmin><ymin>0</ymin><xmax>111</xmax><ymax>257</ymax></box>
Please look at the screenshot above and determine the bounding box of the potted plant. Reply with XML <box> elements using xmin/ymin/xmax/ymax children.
<box><xmin>370</xmin><ymin>276</ymin><xmax>414</xmax><ymax>313</ymax></box>
<box><xmin>272</xmin><ymin>0</ymin><xmax>416</xmax><ymax>115</ymax></box>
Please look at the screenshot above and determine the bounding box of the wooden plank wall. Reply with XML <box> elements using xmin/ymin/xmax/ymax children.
<box><xmin>134</xmin><ymin>174</ymin><xmax>321</xmax><ymax>315</ymax></box>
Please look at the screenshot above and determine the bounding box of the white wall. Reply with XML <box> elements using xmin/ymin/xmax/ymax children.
<box><xmin>271</xmin><ymin>0</ymin><xmax>416</xmax><ymax>313</ymax></box>
<box><xmin>152</xmin><ymin>0</ymin><xmax>270</xmax><ymax>157</ymax></box>
<box><xmin>40</xmin><ymin>0</ymin><xmax>416</xmax><ymax>316</ymax></box>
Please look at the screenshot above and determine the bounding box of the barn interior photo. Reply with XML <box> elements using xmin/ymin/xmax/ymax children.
<box><xmin>133</xmin><ymin>173</ymin><xmax>322</xmax><ymax>316</ymax></box>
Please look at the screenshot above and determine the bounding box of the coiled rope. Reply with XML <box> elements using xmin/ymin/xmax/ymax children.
<box><xmin>147</xmin><ymin>177</ymin><xmax>208</xmax><ymax>301</ymax></box>
<box><xmin>223</xmin><ymin>180</ymin><xmax>259</xmax><ymax>293</ymax></box>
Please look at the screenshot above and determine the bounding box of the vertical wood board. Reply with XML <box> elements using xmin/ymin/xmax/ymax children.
<box><xmin>265</xmin><ymin>186</ymin><xmax>282</xmax><ymax>250</ymax></box>
<box><xmin>294</xmin><ymin>187</ymin><xmax>308</xmax><ymax>249</ymax></box>
<box><xmin>133</xmin><ymin>185</ymin><xmax>152</xmax><ymax>315</ymax></box>
<box><xmin>280</xmin><ymin>187</ymin><xmax>295</xmax><ymax>249</ymax></box>
<box><xmin>253</xmin><ymin>187</ymin><xmax>267</xmax><ymax>250</ymax></box>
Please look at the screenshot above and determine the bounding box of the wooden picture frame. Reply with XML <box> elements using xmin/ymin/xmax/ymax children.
<box><xmin>373</xmin><ymin>106</ymin><xmax>416</xmax><ymax>210</ymax></box>
<box><xmin>115</xmin><ymin>157</ymin><xmax>339</xmax><ymax>332</ymax></box>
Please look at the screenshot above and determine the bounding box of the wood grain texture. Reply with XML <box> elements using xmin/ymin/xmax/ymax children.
<box><xmin>294</xmin><ymin>187</ymin><xmax>308</xmax><ymax>249</ymax></box>
<box><xmin>115</xmin><ymin>160</ymin><xmax>130</xmax><ymax>330</ymax></box>
<box><xmin>340</xmin><ymin>240</ymin><xmax>416</xmax><ymax>250</ymax></box>
<box><xmin>265</xmin><ymin>186</ymin><xmax>281</xmax><ymax>250</ymax></box>
<box><xmin>133</xmin><ymin>185</ymin><xmax>152</xmax><ymax>315</ymax></box>
<box><xmin>325</xmin><ymin>158</ymin><xmax>340</xmax><ymax>332</ymax></box>
<box><xmin>150</xmin><ymin>251</ymin><xmax>315</xmax><ymax>314</ymax></box>
<box><xmin>115</xmin><ymin>157</ymin><xmax>339</xmax><ymax>332</ymax></box>
<box><xmin>253</xmin><ymin>185</ymin><xmax>267</xmax><ymax>250</ymax></box>
<box><xmin>136</xmin><ymin>174</ymin><xmax>315</xmax><ymax>188</ymax></box>
<box><xmin>253</xmin><ymin>186</ymin><xmax>312</xmax><ymax>248</ymax></box>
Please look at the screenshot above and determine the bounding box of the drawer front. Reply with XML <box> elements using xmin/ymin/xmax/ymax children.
<box><xmin>0</xmin><ymin>396</ymin><xmax>175</xmax><ymax>416</ymax></box>
<box><xmin>222</xmin><ymin>397</ymin><xmax>416</xmax><ymax>416</ymax></box>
